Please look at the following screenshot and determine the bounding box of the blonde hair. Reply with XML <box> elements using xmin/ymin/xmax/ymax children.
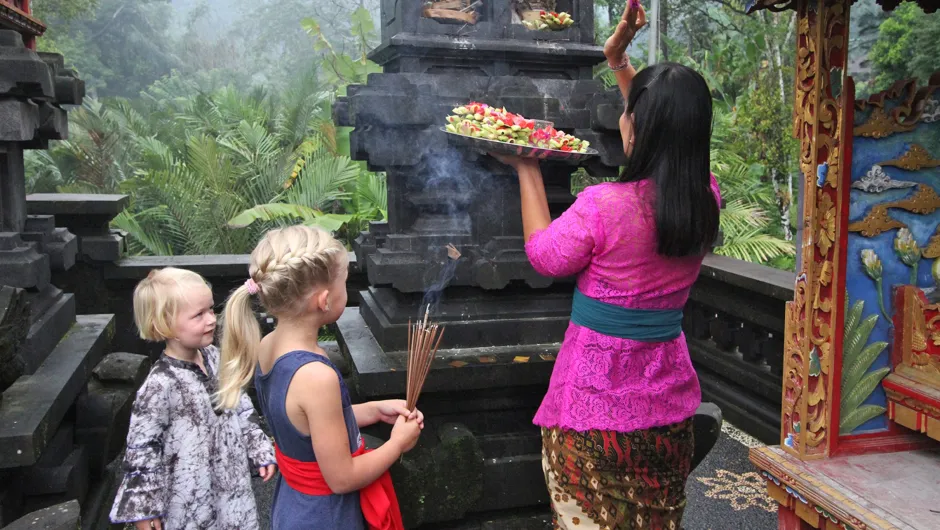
<box><xmin>216</xmin><ymin>225</ymin><xmax>347</xmax><ymax>409</ymax></box>
<box><xmin>133</xmin><ymin>267</ymin><xmax>211</xmax><ymax>341</ymax></box>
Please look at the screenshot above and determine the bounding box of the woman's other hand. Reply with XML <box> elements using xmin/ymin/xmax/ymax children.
<box><xmin>604</xmin><ymin>2</ymin><xmax>647</xmax><ymax>61</ymax></box>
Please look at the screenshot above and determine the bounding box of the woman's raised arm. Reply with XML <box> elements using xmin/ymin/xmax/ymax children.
<box><xmin>603</xmin><ymin>2</ymin><xmax>647</xmax><ymax>102</ymax></box>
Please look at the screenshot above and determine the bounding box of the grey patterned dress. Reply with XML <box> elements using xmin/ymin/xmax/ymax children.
<box><xmin>110</xmin><ymin>345</ymin><xmax>275</xmax><ymax>529</ymax></box>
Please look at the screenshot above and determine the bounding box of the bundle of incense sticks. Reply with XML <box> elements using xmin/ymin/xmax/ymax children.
<box><xmin>406</xmin><ymin>306</ymin><xmax>445</xmax><ymax>412</ymax></box>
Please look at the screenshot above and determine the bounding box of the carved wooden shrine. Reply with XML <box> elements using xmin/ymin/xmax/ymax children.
<box><xmin>746</xmin><ymin>1</ymin><xmax>940</xmax><ymax>528</ymax></box>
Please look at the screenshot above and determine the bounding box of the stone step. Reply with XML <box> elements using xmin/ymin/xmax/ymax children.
<box><xmin>3</xmin><ymin>500</ymin><xmax>80</xmax><ymax>530</ymax></box>
<box><xmin>0</xmin><ymin>314</ymin><xmax>115</xmax><ymax>468</ymax></box>
<box><xmin>80</xmin><ymin>463</ymin><xmax>117</xmax><ymax>530</ymax></box>
<box><xmin>33</xmin><ymin>423</ymin><xmax>73</xmax><ymax>468</ymax></box>
<box><xmin>22</xmin><ymin>290</ymin><xmax>76</xmax><ymax>374</ymax></box>
<box><xmin>21</xmin><ymin>446</ymin><xmax>89</xmax><ymax>511</ymax></box>
<box><xmin>0</xmin><ymin>285</ymin><xmax>30</xmax><ymax>392</ymax></box>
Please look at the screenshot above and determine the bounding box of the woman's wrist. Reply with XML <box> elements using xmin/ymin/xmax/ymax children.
<box><xmin>515</xmin><ymin>160</ymin><xmax>541</xmax><ymax>177</ymax></box>
<box><xmin>607</xmin><ymin>52</ymin><xmax>631</xmax><ymax>72</ymax></box>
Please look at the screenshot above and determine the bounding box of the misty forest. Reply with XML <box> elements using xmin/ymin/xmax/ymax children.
<box><xmin>24</xmin><ymin>0</ymin><xmax>939</xmax><ymax>269</ymax></box>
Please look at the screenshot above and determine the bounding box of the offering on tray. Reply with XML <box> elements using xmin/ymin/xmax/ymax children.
<box><xmin>444</xmin><ymin>102</ymin><xmax>591</xmax><ymax>153</ymax></box>
<box><xmin>522</xmin><ymin>11</ymin><xmax>574</xmax><ymax>31</ymax></box>
<box><xmin>529</xmin><ymin>126</ymin><xmax>589</xmax><ymax>153</ymax></box>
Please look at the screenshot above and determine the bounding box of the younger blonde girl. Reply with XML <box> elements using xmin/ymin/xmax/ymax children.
<box><xmin>110</xmin><ymin>267</ymin><xmax>275</xmax><ymax>530</ymax></box>
<box><xmin>218</xmin><ymin>225</ymin><xmax>423</xmax><ymax>530</ymax></box>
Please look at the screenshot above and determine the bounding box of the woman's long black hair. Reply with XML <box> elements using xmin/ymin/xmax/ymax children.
<box><xmin>620</xmin><ymin>62</ymin><xmax>720</xmax><ymax>258</ymax></box>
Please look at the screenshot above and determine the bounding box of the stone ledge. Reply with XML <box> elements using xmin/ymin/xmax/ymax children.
<box><xmin>0</xmin><ymin>314</ymin><xmax>114</xmax><ymax>468</ymax></box>
<box><xmin>25</xmin><ymin>193</ymin><xmax>129</xmax><ymax>216</ymax></box>
<box><xmin>3</xmin><ymin>499</ymin><xmax>80</xmax><ymax>530</ymax></box>
<box><xmin>106</xmin><ymin>251</ymin><xmax>359</xmax><ymax>280</ymax></box>
<box><xmin>22</xmin><ymin>292</ymin><xmax>76</xmax><ymax>375</ymax></box>
<box><xmin>700</xmin><ymin>254</ymin><xmax>794</xmax><ymax>301</ymax></box>
<box><xmin>336</xmin><ymin>307</ymin><xmax>558</xmax><ymax>398</ymax></box>
<box><xmin>79</xmin><ymin>231</ymin><xmax>125</xmax><ymax>262</ymax></box>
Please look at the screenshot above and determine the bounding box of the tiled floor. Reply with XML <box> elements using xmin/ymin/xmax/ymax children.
<box><xmin>684</xmin><ymin>422</ymin><xmax>776</xmax><ymax>529</ymax></box>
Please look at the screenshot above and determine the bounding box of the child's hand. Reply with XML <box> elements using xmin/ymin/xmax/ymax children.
<box><xmin>373</xmin><ymin>400</ymin><xmax>425</xmax><ymax>429</ymax></box>
<box><xmin>259</xmin><ymin>464</ymin><xmax>277</xmax><ymax>483</ymax></box>
<box><xmin>134</xmin><ymin>519</ymin><xmax>162</xmax><ymax>530</ymax></box>
<box><xmin>390</xmin><ymin>414</ymin><xmax>421</xmax><ymax>454</ymax></box>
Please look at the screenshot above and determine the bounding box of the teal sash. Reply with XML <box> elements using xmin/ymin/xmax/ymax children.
<box><xmin>570</xmin><ymin>287</ymin><xmax>683</xmax><ymax>342</ymax></box>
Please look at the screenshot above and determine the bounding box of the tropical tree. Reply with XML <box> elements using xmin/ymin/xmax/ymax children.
<box><xmin>27</xmin><ymin>66</ymin><xmax>382</xmax><ymax>255</ymax></box>
<box><xmin>225</xmin><ymin>6</ymin><xmax>388</xmax><ymax>244</ymax></box>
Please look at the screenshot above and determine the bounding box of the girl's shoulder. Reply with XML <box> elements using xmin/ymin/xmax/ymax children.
<box><xmin>133</xmin><ymin>358</ymin><xmax>175</xmax><ymax>404</ymax></box>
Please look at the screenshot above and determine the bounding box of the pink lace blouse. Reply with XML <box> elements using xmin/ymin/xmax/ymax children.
<box><xmin>528</xmin><ymin>176</ymin><xmax>721</xmax><ymax>433</ymax></box>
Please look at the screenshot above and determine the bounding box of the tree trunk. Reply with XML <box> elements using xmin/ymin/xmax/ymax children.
<box><xmin>786</xmin><ymin>170</ymin><xmax>794</xmax><ymax>241</ymax></box>
<box><xmin>772</xmin><ymin>168</ymin><xmax>793</xmax><ymax>241</ymax></box>
<box><xmin>660</xmin><ymin>0</ymin><xmax>669</xmax><ymax>61</ymax></box>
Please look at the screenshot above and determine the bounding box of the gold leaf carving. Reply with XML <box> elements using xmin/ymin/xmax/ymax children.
<box><xmin>849</xmin><ymin>185</ymin><xmax>940</xmax><ymax>238</ymax></box>
<box><xmin>881</xmin><ymin>144</ymin><xmax>940</xmax><ymax>171</ymax></box>
<box><xmin>816</xmin><ymin>193</ymin><xmax>836</xmax><ymax>256</ymax></box>
<box><xmin>848</xmin><ymin>205</ymin><xmax>906</xmax><ymax>237</ymax></box>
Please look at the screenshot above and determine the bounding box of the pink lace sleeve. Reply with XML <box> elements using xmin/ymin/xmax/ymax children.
<box><xmin>710</xmin><ymin>173</ymin><xmax>722</xmax><ymax>205</ymax></box>
<box><xmin>524</xmin><ymin>186</ymin><xmax>602</xmax><ymax>278</ymax></box>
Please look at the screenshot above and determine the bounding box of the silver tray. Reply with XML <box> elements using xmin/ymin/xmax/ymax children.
<box><xmin>440</xmin><ymin>127</ymin><xmax>598</xmax><ymax>163</ymax></box>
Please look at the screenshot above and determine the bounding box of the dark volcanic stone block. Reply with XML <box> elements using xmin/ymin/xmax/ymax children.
<box><xmin>337</xmin><ymin>307</ymin><xmax>559</xmax><ymax>398</ymax></box>
<box><xmin>25</xmin><ymin>193</ymin><xmax>129</xmax><ymax>218</ymax></box>
<box><xmin>22</xmin><ymin>291</ymin><xmax>76</xmax><ymax>375</ymax></box>
<box><xmin>92</xmin><ymin>352</ymin><xmax>151</xmax><ymax>387</ymax></box>
<box><xmin>0</xmin><ymin>31</ymin><xmax>54</xmax><ymax>100</ymax></box>
<box><xmin>21</xmin><ymin>446</ymin><xmax>89</xmax><ymax>506</ymax></box>
<box><xmin>0</xmin><ymin>285</ymin><xmax>29</xmax><ymax>391</ymax></box>
<box><xmin>25</xmin><ymin>194</ymin><xmax>128</xmax><ymax>238</ymax></box>
<box><xmin>46</xmin><ymin>228</ymin><xmax>77</xmax><ymax>271</ymax></box>
<box><xmin>33</xmin><ymin>423</ymin><xmax>74</xmax><ymax>468</ymax></box>
<box><xmin>384</xmin><ymin>422</ymin><xmax>484</xmax><ymax>528</ymax></box>
<box><xmin>474</xmin><ymin>453</ymin><xmax>546</xmax><ymax>512</ymax></box>
<box><xmin>0</xmin><ymin>233</ymin><xmax>50</xmax><ymax>290</ymax></box>
<box><xmin>24</xmin><ymin>214</ymin><xmax>55</xmax><ymax>234</ymax></box>
<box><xmin>75</xmin><ymin>380</ymin><xmax>134</xmax><ymax>476</ymax></box>
<box><xmin>358</xmin><ymin>287</ymin><xmax>572</xmax><ymax>351</ymax></box>
<box><xmin>0</xmin><ymin>314</ymin><xmax>115</xmax><ymax>468</ymax></box>
<box><xmin>3</xmin><ymin>500</ymin><xmax>80</xmax><ymax>530</ymax></box>
<box><xmin>0</xmin><ymin>99</ymin><xmax>40</xmax><ymax>142</ymax></box>
<box><xmin>79</xmin><ymin>232</ymin><xmax>125</xmax><ymax>262</ymax></box>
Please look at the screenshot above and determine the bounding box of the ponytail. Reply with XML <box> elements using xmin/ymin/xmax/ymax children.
<box><xmin>215</xmin><ymin>224</ymin><xmax>345</xmax><ymax>409</ymax></box>
<box><xmin>216</xmin><ymin>284</ymin><xmax>261</xmax><ymax>410</ymax></box>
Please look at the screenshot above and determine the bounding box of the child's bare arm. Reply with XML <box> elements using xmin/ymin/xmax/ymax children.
<box><xmin>295</xmin><ymin>363</ymin><xmax>420</xmax><ymax>494</ymax></box>
<box><xmin>352</xmin><ymin>400</ymin><xmax>424</xmax><ymax>428</ymax></box>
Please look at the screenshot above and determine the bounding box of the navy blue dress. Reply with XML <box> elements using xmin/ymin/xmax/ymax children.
<box><xmin>255</xmin><ymin>350</ymin><xmax>365</xmax><ymax>530</ymax></box>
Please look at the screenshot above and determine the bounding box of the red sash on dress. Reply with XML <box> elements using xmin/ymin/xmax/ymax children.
<box><xmin>274</xmin><ymin>441</ymin><xmax>405</xmax><ymax>530</ymax></box>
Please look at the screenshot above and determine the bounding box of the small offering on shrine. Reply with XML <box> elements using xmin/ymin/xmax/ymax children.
<box><xmin>522</xmin><ymin>11</ymin><xmax>575</xmax><ymax>31</ymax></box>
<box><xmin>422</xmin><ymin>0</ymin><xmax>481</xmax><ymax>25</ymax></box>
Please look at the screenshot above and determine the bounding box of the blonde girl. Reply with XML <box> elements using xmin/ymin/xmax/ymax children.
<box><xmin>218</xmin><ymin>225</ymin><xmax>423</xmax><ymax>530</ymax></box>
<box><xmin>110</xmin><ymin>267</ymin><xmax>275</xmax><ymax>530</ymax></box>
